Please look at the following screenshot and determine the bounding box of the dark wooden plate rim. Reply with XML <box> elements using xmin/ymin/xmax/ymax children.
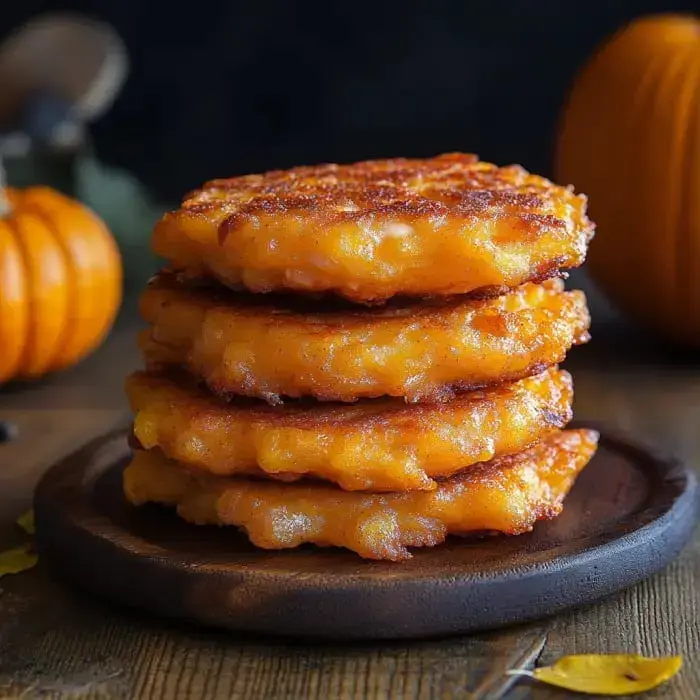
<box><xmin>35</xmin><ymin>422</ymin><xmax>697</xmax><ymax>587</ymax></box>
<box><xmin>32</xmin><ymin>421</ymin><xmax>700</xmax><ymax>639</ymax></box>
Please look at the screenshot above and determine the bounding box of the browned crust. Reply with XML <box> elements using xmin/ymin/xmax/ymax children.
<box><xmin>140</xmin><ymin>274</ymin><xmax>590</xmax><ymax>404</ymax></box>
<box><xmin>168</xmin><ymin>265</ymin><xmax>565</xmax><ymax>307</ymax></box>
<box><xmin>124</xmin><ymin>429</ymin><xmax>600</xmax><ymax>560</ymax></box>
<box><xmin>178</xmin><ymin>153</ymin><xmax>593</xmax><ymax>239</ymax></box>
<box><xmin>200</xmin><ymin>360</ymin><xmax>557</xmax><ymax>405</ymax></box>
<box><xmin>126</xmin><ymin>367</ymin><xmax>572</xmax><ymax>432</ymax></box>
<box><xmin>451</xmin><ymin>264</ymin><xmax>567</xmax><ymax>304</ymax></box>
<box><xmin>143</xmin><ymin>269</ymin><xmax>564</xmax><ymax>319</ymax></box>
<box><xmin>152</xmin><ymin>153</ymin><xmax>594</xmax><ymax>302</ymax></box>
<box><xmin>430</xmin><ymin>428</ymin><xmax>599</xmax><ymax>486</ymax></box>
<box><xmin>130</xmin><ymin>428</ymin><xmax>597</xmax><ymax>493</ymax></box>
<box><xmin>126</xmin><ymin>367</ymin><xmax>574</xmax><ymax>491</ymax></box>
<box><xmin>141</xmin><ymin>272</ymin><xmax>584</xmax><ymax>331</ymax></box>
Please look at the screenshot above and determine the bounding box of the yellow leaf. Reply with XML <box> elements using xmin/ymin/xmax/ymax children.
<box><xmin>16</xmin><ymin>509</ymin><xmax>35</xmax><ymax>535</ymax></box>
<box><xmin>0</xmin><ymin>544</ymin><xmax>37</xmax><ymax>578</ymax></box>
<box><xmin>510</xmin><ymin>654</ymin><xmax>683</xmax><ymax>695</ymax></box>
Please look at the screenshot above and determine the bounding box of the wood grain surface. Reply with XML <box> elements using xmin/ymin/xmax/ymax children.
<box><xmin>0</xmin><ymin>304</ymin><xmax>699</xmax><ymax>699</ymax></box>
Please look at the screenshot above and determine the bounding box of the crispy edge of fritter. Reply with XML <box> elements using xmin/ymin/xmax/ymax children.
<box><xmin>126</xmin><ymin>367</ymin><xmax>573</xmax><ymax>491</ymax></box>
<box><xmin>152</xmin><ymin>153</ymin><xmax>594</xmax><ymax>302</ymax></box>
<box><xmin>123</xmin><ymin>429</ymin><xmax>599</xmax><ymax>561</ymax></box>
<box><xmin>138</xmin><ymin>276</ymin><xmax>591</xmax><ymax>404</ymax></box>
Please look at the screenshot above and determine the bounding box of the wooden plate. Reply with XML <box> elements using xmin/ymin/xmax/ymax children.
<box><xmin>34</xmin><ymin>425</ymin><xmax>698</xmax><ymax>640</ymax></box>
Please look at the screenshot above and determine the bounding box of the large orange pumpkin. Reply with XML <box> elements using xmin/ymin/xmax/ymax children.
<box><xmin>0</xmin><ymin>186</ymin><xmax>122</xmax><ymax>382</ymax></box>
<box><xmin>555</xmin><ymin>14</ymin><xmax>700</xmax><ymax>346</ymax></box>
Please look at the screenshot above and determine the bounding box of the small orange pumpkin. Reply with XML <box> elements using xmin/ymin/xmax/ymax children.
<box><xmin>555</xmin><ymin>14</ymin><xmax>700</xmax><ymax>346</ymax></box>
<box><xmin>0</xmin><ymin>186</ymin><xmax>122</xmax><ymax>382</ymax></box>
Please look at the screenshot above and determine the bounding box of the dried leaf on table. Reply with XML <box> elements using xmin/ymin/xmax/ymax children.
<box><xmin>508</xmin><ymin>653</ymin><xmax>682</xmax><ymax>695</ymax></box>
<box><xmin>0</xmin><ymin>543</ymin><xmax>37</xmax><ymax>578</ymax></box>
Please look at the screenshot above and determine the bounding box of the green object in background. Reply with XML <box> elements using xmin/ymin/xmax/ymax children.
<box><xmin>4</xmin><ymin>142</ymin><xmax>167</xmax><ymax>295</ymax></box>
<box><xmin>3</xmin><ymin>146</ymin><xmax>77</xmax><ymax>196</ymax></box>
<box><xmin>76</xmin><ymin>154</ymin><xmax>168</xmax><ymax>293</ymax></box>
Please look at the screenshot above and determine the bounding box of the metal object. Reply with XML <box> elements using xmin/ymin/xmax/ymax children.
<box><xmin>0</xmin><ymin>13</ymin><xmax>128</xmax><ymax>193</ymax></box>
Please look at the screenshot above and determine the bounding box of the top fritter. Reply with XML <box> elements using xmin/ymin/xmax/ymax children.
<box><xmin>153</xmin><ymin>153</ymin><xmax>594</xmax><ymax>303</ymax></box>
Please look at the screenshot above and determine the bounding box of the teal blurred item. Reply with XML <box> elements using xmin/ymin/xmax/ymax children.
<box><xmin>77</xmin><ymin>153</ymin><xmax>166</xmax><ymax>291</ymax></box>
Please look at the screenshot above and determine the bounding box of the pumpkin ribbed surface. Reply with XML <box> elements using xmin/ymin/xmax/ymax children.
<box><xmin>556</xmin><ymin>14</ymin><xmax>700</xmax><ymax>345</ymax></box>
<box><xmin>0</xmin><ymin>187</ymin><xmax>122</xmax><ymax>382</ymax></box>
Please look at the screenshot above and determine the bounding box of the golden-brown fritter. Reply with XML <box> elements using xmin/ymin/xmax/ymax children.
<box><xmin>126</xmin><ymin>367</ymin><xmax>573</xmax><ymax>492</ymax></box>
<box><xmin>124</xmin><ymin>429</ymin><xmax>599</xmax><ymax>561</ymax></box>
<box><xmin>152</xmin><ymin>153</ymin><xmax>594</xmax><ymax>303</ymax></box>
<box><xmin>139</xmin><ymin>274</ymin><xmax>589</xmax><ymax>403</ymax></box>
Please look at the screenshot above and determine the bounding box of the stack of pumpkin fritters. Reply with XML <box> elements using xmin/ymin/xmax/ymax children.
<box><xmin>124</xmin><ymin>153</ymin><xmax>598</xmax><ymax>561</ymax></box>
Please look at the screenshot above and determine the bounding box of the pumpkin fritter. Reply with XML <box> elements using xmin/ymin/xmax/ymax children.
<box><xmin>123</xmin><ymin>429</ymin><xmax>599</xmax><ymax>561</ymax></box>
<box><xmin>152</xmin><ymin>153</ymin><xmax>594</xmax><ymax>302</ymax></box>
<box><xmin>126</xmin><ymin>367</ymin><xmax>573</xmax><ymax>492</ymax></box>
<box><xmin>139</xmin><ymin>274</ymin><xmax>589</xmax><ymax>404</ymax></box>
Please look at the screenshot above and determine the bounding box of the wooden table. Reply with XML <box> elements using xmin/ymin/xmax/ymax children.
<box><xmin>0</xmin><ymin>299</ymin><xmax>698</xmax><ymax>700</ymax></box>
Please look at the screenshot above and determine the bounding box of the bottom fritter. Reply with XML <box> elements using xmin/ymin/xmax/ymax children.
<box><xmin>124</xmin><ymin>429</ymin><xmax>598</xmax><ymax>561</ymax></box>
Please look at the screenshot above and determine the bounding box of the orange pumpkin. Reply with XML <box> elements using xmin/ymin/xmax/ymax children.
<box><xmin>0</xmin><ymin>186</ymin><xmax>122</xmax><ymax>382</ymax></box>
<box><xmin>555</xmin><ymin>14</ymin><xmax>700</xmax><ymax>346</ymax></box>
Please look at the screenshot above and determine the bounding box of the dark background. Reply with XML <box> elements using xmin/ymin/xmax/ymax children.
<box><xmin>1</xmin><ymin>0</ymin><xmax>698</xmax><ymax>203</ymax></box>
